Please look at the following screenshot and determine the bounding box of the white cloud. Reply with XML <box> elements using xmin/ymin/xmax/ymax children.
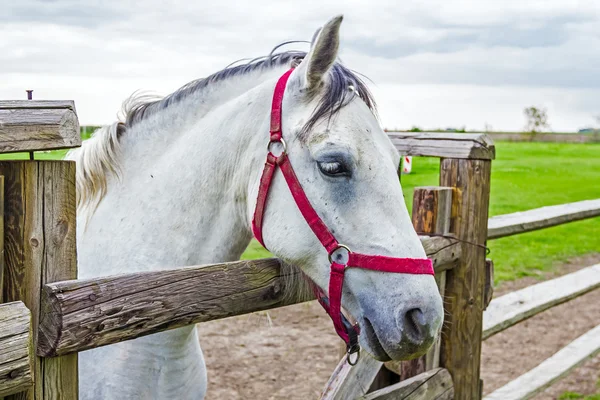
<box><xmin>1</xmin><ymin>0</ymin><xmax>599</xmax><ymax>130</ymax></box>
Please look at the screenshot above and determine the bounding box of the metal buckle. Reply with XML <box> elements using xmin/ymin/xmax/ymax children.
<box><xmin>328</xmin><ymin>244</ymin><xmax>351</xmax><ymax>265</ymax></box>
<box><xmin>267</xmin><ymin>138</ymin><xmax>287</xmax><ymax>156</ymax></box>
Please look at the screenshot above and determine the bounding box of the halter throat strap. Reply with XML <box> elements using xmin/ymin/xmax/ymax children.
<box><xmin>251</xmin><ymin>68</ymin><xmax>434</xmax><ymax>363</ymax></box>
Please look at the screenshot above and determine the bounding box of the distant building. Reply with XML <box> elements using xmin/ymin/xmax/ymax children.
<box><xmin>578</xmin><ymin>128</ymin><xmax>599</xmax><ymax>134</ymax></box>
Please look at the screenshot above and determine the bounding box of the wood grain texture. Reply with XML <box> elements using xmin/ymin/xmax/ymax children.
<box><xmin>0</xmin><ymin>161</ymin><xmax>78</xmax><ymax>400</ymax></box>
<box><xmin>439</xmin><ymin>158</ymin><xmax>492</xmax><ymax>400</ymax></box>
<box><xmin>360</xmin><ymin>368</ymin><xmax>454</xmax><ymax>400</ymax></box>
<box><xmin>484</xmin><ymin>323</ymin><xmax>600</xmax><ymax>400</ymax></box>
<box><xmin>320</xmin><ymin>353</ymin><xmax>383</xmax><ymax>400</ymax></box>
<box><xmin>399</xmin><ymin>187</ymin><xmax>454</xmax><ymax>381</ymax></box>
<box><xmin>0</xmin><ymin>101</ymin><xmax>80</xmax><ymax>154</ymax></box>
<box><xmin>388</xmin><ymin>132</ymin><xmax>495</xmax><ymax>160</ymax></box>
<box><xmin>411</xmin><ymin>187</ymin><xmax>453</xmax><ymax>236</ymax></box>
<box><xmin>38</xmin><ymin>236</ymin><xmax>454</xmax><ymax>358</ymax></box>
<box><xmin>0</xmin><ymin>102</ymin><xmax>75</xmax><ymax>111</ymax></box>
<box><xmin>420</xmin><ymin>236</ymin><xmax>461</xmax><ymax>272</ymax></box>
<box><xmin>38</xmin><ymin>259</ymin><xmax>307</xmax><ymax>357</ymax></box>
<box><xmin>487</xmin><ymin>198</ymin><xmax>600</xmax><ymax>239</ymax></box>
<box><xmin>0</xmin><ymin>176</ymin><xmax>4</xmax><ymax>304</ymax></box>
<box><xmin>482</xmin><ymin>263</ymin><xmax>600</xmax><ymax>340</ymax></box>
<box><xmin>0</xmin><ymin>302</ymin><xmax>33</xmax><ymax>397</ymax></box>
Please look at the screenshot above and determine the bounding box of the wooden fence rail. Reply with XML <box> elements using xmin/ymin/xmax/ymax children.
<box><xmin>38</xmin><ymin>236</ymin><xmax>458</xmax><ymax>358</ymax></box>
<box><xmin>0</xmin><ymin>301</ymin><xmax>33</xmax><ymax>397</ymax></box>
<box><xmin>0</xmin><ymin>101</ymin><xmax>81</xmax><ymax>153</ymax></box>
<box><xmin>487</xmin><ymin>199</ymin><xmax>600</xmax><ymax>240</ymax></box>
<box><xmin>485</xmin><ymin>323</ymin><xmax>600</xmax><ymax>400</ymax></box>
<box><xmin>483</xmin><ymin>264</ymin><xmax>600</xmax><ymax>340</ymax></box>
<box><xmin>388</xmin><ymin>132</ymin><xmax>495</xmax><ymax>160</ymax></box>
<box><xmin>360</xmin><ymin>368</ymin><xmax>454</xmax><ymax>400</ymax></box>
<box><xmin>320</xmin><ymin>353</ymin><xmax>384</xmax><ymax>400</ymax></box>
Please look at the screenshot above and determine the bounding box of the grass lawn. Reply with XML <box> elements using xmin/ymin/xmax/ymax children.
<box><xmin>13</xmin><ymin>141</ymin><xmax>598</xmax><ymax>284</ymax></box>
<box><xmin>243</xmin><ymin>142</ymin><xmax>600</xmax><ymax>283</ymax></box>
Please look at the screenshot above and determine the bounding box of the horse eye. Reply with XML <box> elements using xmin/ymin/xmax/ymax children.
<box><xmin>318</xmin><ymin>161</ymin><xmax>347</xmax><ymax>177</ymax></box>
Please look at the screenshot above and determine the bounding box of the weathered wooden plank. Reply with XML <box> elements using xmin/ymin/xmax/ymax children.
<box><xmin>398</xmin><ymin>187</ymin><xmax>454</xmax><ymax>381</ymax></box>
<box><xmin>482</xmin><ymin>132</ymin><xmax>599</xmax><ymax>144</ymax></box>
<box><xmin>0</xmin><ymin>302</ymin><xmax>33</xmax><ymax>397</ymax></box>
<box><xmin>388</xmin><ymin>132</ymin><xmax>495</xmax><ymax>160</ymax></box>
<box><xmin>0</xmin><ymin>161</ymin><xmax>78</xmax><ymax>400</ymax></box>
<box><xmin>487</xmin><ymin>199</ymin><xmax>600</xmax><ymax>239</ymax></box>
<box><xmin>483</xmin><ymin>263</ymin><xmax>600</xmax><ymax>340</ymax></box>
<box><xmin>0</xmin><ymin>101</ymin><xmax>75</xmax><ymax>112</ymax></box>
<box><xmin>0</xmin><ymin>176</ymin><xmax>4</xmax><ymax>304</ymax></box>
<box><xmin>37</xmin><ymin>235</ymin><xmax>454</xmax><ymax>358</ymax></box>
<box><xmin>360</xmin><ymin>368</ymin><xmax>454</xmax><ymax>400</ymax></box>
<box><xmin>484</xmin><ymin>323</ymin><xmax>600</xmax><ymax>400</ymax></box>
<box><xmin>0</xmin><ymin>101</ymin><xmax>80</xmax><ymax>154</ymax></box>
<box><xmin>38</xmin><ymin>259</ymin><xmax>307</xmax><ymax>357</ymax></box>
<box><xmin>440</xmin><ymin>158</ymin><xmax>492</xmax><ymax>400</ymax></box>
<box><xmin>420</xmin><ymin>236</ymin><xmax>461</xmax><ymax>272</ymax></box>
<box><xmin>320</xmin><ymin>353</ymin><xmax>383</xmax><ymax>400</ymax></box>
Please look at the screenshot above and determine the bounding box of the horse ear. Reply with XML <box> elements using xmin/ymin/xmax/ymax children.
<box><xmin>295</xmin><ymin>15</ymin><xmax>343</xmax><ymax>93</ymax></box>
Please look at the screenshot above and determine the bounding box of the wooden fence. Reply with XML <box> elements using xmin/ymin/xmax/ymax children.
<box><xmin>0</xmin><ymin>104</ymin><xmax>598</xmax><ymax>399</ymax></box>
<box><xmin>386</xmin><ymin>130</ymin><xmax>600</xmax><ymax>144</ymax></box>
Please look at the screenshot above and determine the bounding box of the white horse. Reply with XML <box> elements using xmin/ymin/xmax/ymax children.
<box><xmin>70</xmin><ymin>15</ymin><xmax>443</xmax><ymax>400</ymax></box>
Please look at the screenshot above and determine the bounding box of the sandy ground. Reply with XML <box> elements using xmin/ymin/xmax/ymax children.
<box><xmin>197</xmin><ymin>254</ymin><xmax>600</xmax><ymax>399</ymax></box>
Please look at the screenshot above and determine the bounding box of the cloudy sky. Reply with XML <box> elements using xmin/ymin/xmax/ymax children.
<box><xmin>2</xmin><ymin>0</ymin><xmax>599</xmax><ymax>131</ymax></box>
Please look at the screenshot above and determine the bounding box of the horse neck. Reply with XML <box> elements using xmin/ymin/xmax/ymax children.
<box><xmin>77</xmin><ymin>68</ymin><xmax>286</xmax><ymax>278</ymax></box>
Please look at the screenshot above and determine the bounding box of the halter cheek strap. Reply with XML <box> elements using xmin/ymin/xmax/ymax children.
<box><xmin>252</xmin><ymin>68</ymin><xmax>434</xmax><ymax>364</ymax></box>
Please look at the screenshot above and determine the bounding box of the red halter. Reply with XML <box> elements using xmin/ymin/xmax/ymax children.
<box><xmin>252</xmin><ymin>68</ymin><xmax>434</xmax><ymax>364</ymax></box>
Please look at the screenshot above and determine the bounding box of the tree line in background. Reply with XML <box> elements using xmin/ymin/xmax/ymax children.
<box><xmin>81</xmin><ymin>108</ymin><xmax>600</xmax><ymax>137</ymax></box>
<box><xmin>387</xmin><ymin>107</ymin><xmax>600</xmax><ymax>134</ymax></box>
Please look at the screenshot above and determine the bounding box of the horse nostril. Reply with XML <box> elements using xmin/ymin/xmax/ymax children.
<box><xmin>403</xmin><ymin>308</ymin><xmax>426</xmax><ymax>344</ymax></box>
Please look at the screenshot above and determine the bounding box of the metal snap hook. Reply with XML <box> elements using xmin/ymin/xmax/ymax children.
<box><xmin>347</xmin><ymin>346</ymin><xmax>360</xmax><ymax>366</ymax></box>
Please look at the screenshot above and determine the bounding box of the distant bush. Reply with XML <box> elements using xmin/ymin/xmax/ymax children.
<box><xmin>524</xmin><ymin>106</ymin><xmax>550</xmax><ymax>133</ymax></box>
<box><xmin>409</xmin><ymin>126</ymin><xmax>422</xmax><ymax>132</ymax></box>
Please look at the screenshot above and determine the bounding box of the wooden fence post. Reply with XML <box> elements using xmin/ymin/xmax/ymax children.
<box><xmin>439</xmin><ymin>158</ymin><xmax>492</xmax><ymax>400</ymax></box>
<box><xmin>0</xmin><ymin>161</ymin><xmax>78</xmax><ymax>400</ymax></box>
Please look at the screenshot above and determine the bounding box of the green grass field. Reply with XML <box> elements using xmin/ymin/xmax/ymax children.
<box><xmin>12</xmin><ymin>141</ymin><xmax>598</xmax><ymax>284</ymax></box>
<box><xmin>242</xmin><ymin>141</ymin><xmax>600</xmax><ymax>283</ymax></box>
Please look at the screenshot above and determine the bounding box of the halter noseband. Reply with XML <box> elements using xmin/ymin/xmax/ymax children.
<box><xmin>252</xmin><ymin>68</ymin><xmax>434</xmax><ymax>365</ymax></box>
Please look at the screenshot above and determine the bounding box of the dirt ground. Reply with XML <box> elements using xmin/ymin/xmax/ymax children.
<box><xmin>197</xmin><ymin>253</ymin><xmax>600</xmax><ymax>399</ymax></box>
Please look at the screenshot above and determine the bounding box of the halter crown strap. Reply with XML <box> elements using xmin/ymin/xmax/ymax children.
<box><xmin>252</xmin><ymin>68</ymin><xmax>434</xmax><ymax>363</ymax></box>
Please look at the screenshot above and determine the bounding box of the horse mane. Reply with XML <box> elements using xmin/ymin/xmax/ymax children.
<box><xmin>69</xmin><ymin>46</ymin><xmax>377</xmax><ymax>218</ymax></box>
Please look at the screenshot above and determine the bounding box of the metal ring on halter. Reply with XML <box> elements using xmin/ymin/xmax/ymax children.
<box><xmin>347</xmin><ymin>346</ymin><xmax>360</xmax><ymax>365</ymax></box>
<box><xmin>267</xmin><ymin>138</ymin><xmax>287</xmax><ymax>156</ymax></box>
<box><xmin>328</xmin><ymin>244</ymin><xmax>351</xmax><ymax>264</ymax></box>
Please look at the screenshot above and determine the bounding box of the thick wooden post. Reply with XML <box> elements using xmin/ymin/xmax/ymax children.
<box><xmin>0</xmin><ymin>161</ymin><xmax>78</xmax><ymax>400</ymax></box>
<box><xmin>439</xmin><ymin>158</ymin><xmax>492</xmax><ymax>399</ymax></box>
